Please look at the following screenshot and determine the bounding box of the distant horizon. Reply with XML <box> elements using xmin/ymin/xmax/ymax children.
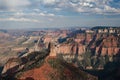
<box><xmin>0</xmin><ymin>25</ymin><xmax>120</xmax><ymax>30</ymax></box>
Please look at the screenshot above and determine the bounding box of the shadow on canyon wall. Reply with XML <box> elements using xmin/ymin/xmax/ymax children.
<box><xmin>84</xmin><ymin>53</ymin><xmax>120</xmax><ymax>80</ymax></box>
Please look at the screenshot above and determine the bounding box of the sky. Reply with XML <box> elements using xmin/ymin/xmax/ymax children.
<box><xmin>0</xmin><ymin>0</ymin><xmax>120</xmax><ymax>29</ymax></box>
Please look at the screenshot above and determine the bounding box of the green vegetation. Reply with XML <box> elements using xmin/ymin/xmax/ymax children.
<box><xmin>48</xmin><ymin>58</ymin><xmax>97</xmax><ymax>80</ymax></box>
<box><xmin>22</xmin><ymin>50</ymin><xmax>49</xmax><ymax>71</ymax></box>
<box><xmin>48</xmin><ymin>58</ymin><xmax>65</xmax><ymax>80</ymax></box>
<box><xmin>48</xmin><ymin>58</ymin><xmax>64</xmax><ymax>69</ymax></box>
<box><xmin>14</xmin><ymin>50</ymin><xmax>49</xmax><ymax>78</ymax></box>
<box><xmin>57</xmin><ymin>51</ymin><xmax>114</xmax><ymax>70</ymax></box>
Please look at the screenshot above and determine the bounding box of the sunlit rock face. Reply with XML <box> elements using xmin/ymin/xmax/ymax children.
<box><xmin>78</xmin><ymin>45</ymin><xmax>86</xmax><ymax>55</ymax></box>
<box><xmin>2</xmin><ymin>58</ymin><xmax>21</xmax><ymax>74</ymax></box>
<box><xmin>95</xmin><ymin>35</ymin><xmax>120</xmax><ymax>56</ymax></box>
<box><xmin>49</xmin><ymin>32</ymin><xmax>120</xmax><ymax>57</ymax></box>
<box><xmin>49</xmin><ymin>43</ymin><xmax>87</xmax><ymax>57</ymax></box>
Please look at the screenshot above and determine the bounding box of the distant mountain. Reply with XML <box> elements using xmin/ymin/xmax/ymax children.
<box><xmin>0</xmin><ymin>29</ymin><xmax>7</xmax><ymax>33</ymax></box>
<box><xmin>91</xmin><ymin>26</ymin><xmax>119</xmax><ymax>30</ymax></box>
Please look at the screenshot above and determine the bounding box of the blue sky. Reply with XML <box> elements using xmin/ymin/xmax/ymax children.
<box><xmin>0</xmin><ymin>0</ymin><xmax>120</xmax><ymax>29</ymax></box>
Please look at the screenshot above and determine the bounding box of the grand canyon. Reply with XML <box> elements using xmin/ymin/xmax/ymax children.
<box><xmin>0</xmin><ymin>26</ymin><xmax>120</xmax><ymax>80</ymax></box>
<box><xmin>1</xmin><ymin>0</ymin><xmax>120</xmax><ymax>80</ymax></box>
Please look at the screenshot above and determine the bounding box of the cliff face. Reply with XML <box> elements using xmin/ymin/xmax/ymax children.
<box><xmin>1</xmin><ymin>51</ymin><xmax>49</xmax><ymax>79</ymax></box>
<box><xmin>1</xmin><ymin>53</ymin><xmax>97</xmax><ymax>80</ymax></box>
<box><xmin>85</xmin><ymin>33</ymin><xmax>93</xmax><ymax>44</ymax></box>
<box><xmin>95</xmin><ymin>35</ymin><xmax>120</xmax><ymax>56</ymax></box>
<box><xmin>74</xmin><ymin>33</ymin><xmax>93</xmax><ymax>44</ymax></box>
<box><xmin>49</xmin><ymin>43</ymin><xmax>86</xmax><ymax>56</ymax></box>
<box><xmin>2</xmin><ymin>58</ymin><xmax>21</xmax><ymax>75</ymax></box>
<box><xmin>49</xmin><ymin>33</ymin><xmax>120</xmax><ymax>57</ymax></box>
<box><xmin>78</xmin><ymin>45</ymin><xmax>86</xmax><ymax>55</ymax></box>
<box><xmin>17</xmin><ymin>57</ymin><xmax>97</xmax><ymax>80</ymax></box>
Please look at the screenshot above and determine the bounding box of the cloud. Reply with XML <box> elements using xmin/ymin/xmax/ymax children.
<box><xmin>12</xmin><ymin>11</ymin><xmax>55</xmax><ymax>17</ymax></box>
<box><xmin>0</xmin><ymin>0</ymin><xmax>120</xmax><ymax>16</ymax></box>
<box><xmin>42</xmin><ymin>0</ymin><xmax>56</xmax><ymax>4</ymax></box>
<box><xmin>0</xmin><ymin>17</ymin><xmax>39</xmax><ymax>22</ymax></box>
<box><xmin>40</xmin><ymin>0</ymin><xmax>120</xmax><ymax>15</ymax></box>
<box><xmin>36</xmin><ymin>12</ymin><xmax>55</xmax><ymax>17</ymax></box>
<box><xmin>0</xmin><ymin>0</ymin><xmax>31</xmax><ymax>11</ymax></box>
<box><xmin>39</xmin><ymin>13</ymin><xmax>46</xmax><ymax>16</ymax></box>
<box><xmin>47</xmin><ymin>13</ymin><xmax>55</xmax><ymax>16</ymax></box>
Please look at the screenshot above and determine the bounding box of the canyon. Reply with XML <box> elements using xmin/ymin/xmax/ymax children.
<box><xmin>0</xmin><ymin>27</ymin><xmax>120</xmax><ymax>80</ymax></box>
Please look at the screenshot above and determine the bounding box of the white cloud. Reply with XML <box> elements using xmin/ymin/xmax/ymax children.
<box><xmin>54</xmin><ymin>8</ymin><xmax>61</xmax><ymax>11</ymax></box>
<box><xmin>82</xmin><ymin>2</ymin><xmax>93</xmax><ymax>7</ymax></box>
<box><xmin>40</xmin><ymin>0</ymin><xmax>120</xmax><ymax>15</ymax></box>
<box><xmin>0</xmin><ymin>0</ymin><xmax>120</xmax><ymax>15</ymax></box>
<box><xmin>39</xmin><ymin>13</ymin><xmax>46</xmax><ymax>16</ymax></box>
<box><xmin>42</xmin><ymin>0</ymin><xmax>56</xmax><ymax>4</ymax></box>
<box><xmin>38</xmin><ymin>13</ymin><xmax>55</xmax><ymax>16</ymax></box>
<box><xmin>0</xmin><ymin>17</ymin><xmax>39</xmax><ymax>22</ymax></box>
<box><xmin>47</xmin><ymin>13</ymin><xmax>55</xmax><ymax>16</ymax></box>
<box><xmin>15</xmin><ymin>12</ymin><xmax>25</xmax><ymax>16</ymax></box>
<box><xmin>12</xmin><ymin>11</ymin><xmax>55</xmax><ymax>17</ymax></box>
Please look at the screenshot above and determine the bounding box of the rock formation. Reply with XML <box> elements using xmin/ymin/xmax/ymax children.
<box><xmin>49</xmin><ymin>33</ymin><xmax>120</xmax><ymax>57</ymax></box>
<box><xmin>49</xmin><ymin>43</ymin><xmax>86</xmax><ymax>57</ymax></box>
<box><xmin>2</xmin><ymin>58</ymin><xmax>21</xmax><ymax>75</ymax></box>
<box><xmin>95</xmin><ymin>35</ymin><xmax>120</xmax><ymax>56</ymax></box>
<box><xmin>17</xmin><ymin>57</ymin><xmax>98</xmax><ymax>80</ymax></box>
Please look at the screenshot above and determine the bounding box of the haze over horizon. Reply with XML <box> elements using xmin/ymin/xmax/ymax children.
<box><xmin>0</xmin><ymin>0</ymin><xmax>120</xmax><ymax>29</ymax></box>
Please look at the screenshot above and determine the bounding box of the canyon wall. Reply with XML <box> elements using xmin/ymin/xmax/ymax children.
<box><xmin>49</xmin><ymin>33</ymin><xmax>120</xmax><ymax>57</ymax></box>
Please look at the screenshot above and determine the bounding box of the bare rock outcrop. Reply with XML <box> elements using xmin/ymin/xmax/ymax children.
<box><xmin>2</xmin><ymin>58</ymin><xmax>21</xmax><ymax>74</ymax></box>
<box><xmin>49</xmin><ymin>43</ymin><xmax>86</xmax><ymax>57</ymax></box>
<box><xmin>95</xmin><ymin>35</ymin><xmax>120</xmax><ymax>56</ymax></box>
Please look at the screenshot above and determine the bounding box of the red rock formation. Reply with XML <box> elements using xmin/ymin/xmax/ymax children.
<box><xmin>78</xmin><ymin>45</ymin><xmax>86</xmax><ymax>55</ymax></box>
<box><xmin>58</xmin><ymin>44</ymin><xmax>73</xmax><ymax>54</ymax></box>
<box><xmin>2</xmin><ymin>58</ymin><xmax>21</xmax><ymax>74</ymax></box>
<box><xmin>85</xmin><ymin>33</ymin><xmax>93</xmax><ymax>44</ymax></box>
<box><xmin>101</xmin><ymin>48</ymin><xmax>108</xmax><ymax>56</ymax></box>
<box><xmin>101</xmin><ymin>35</ymin><xmax>119</xmax><ymax>47</ymax></box>
<box><xmin>95</xmin><ymin>47</ymin><xmax>100</xmax><ymax>55</ymax></box>
<box><xmin>49</xmin><ymin>43</ymin><xmax>86</xmax><ymax>57</ymax></box>
<box><xmin>95</xmin><ymin>35</ymin><xmax>120</xmax><ymax>56</ymax></box>
<box><xmin>19</xmin><ymin>62</ymin><xmax>53</xmax><ymax>80</ymax></box>
<box><xmin>114</xmin><ymin>48</ymin><xmax>120</xmax><ymax>55</ymax></box>
<box><xmin>43</xmin><ymin>35</ymin><xmax>53</xmax><ymax>43</ymax></box>
<box><xmin>75</xmin><ymin>33</ymin><xmax>85</xmax><ymax>44</ymax></box>
<box><xmin>47</xmin><ymin>32</ymin><xmax>120</xmax><ymax>57</ymax></box>
<box><xmin>74</xmin><ymin>38</ymin><xmax>81</xmax><ymax>43</ymax></box>
<box><xmin>17</xmin><ymin>57</ymin><xmax>97</xmax><ymax>80</ymax></box>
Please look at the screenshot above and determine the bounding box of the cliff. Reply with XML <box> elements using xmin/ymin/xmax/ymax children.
<box><xmin>49</xmin><ymin>43</ymin><xmax>86</xmax><ymax>56</ymax></box>
<box><xmin>49</xmin><ymin>33</ymin><xmax>120</xmax><ymax>57</ymax></box>
<box><xmin>1</xmin><ymin>53</ymin><xmax>97</xmax><ymax>80</ymax></box>
<box><xmin>17</xmin><ymin>57</ymin><xmax>97</xmax><ymax>80</ymax></box>
<box><xmin>2</xmin><ymin>58</ymin><xmax>21</xmax><ymax>75</ymax></box>
<box><xmin>95</xmin><ymin>35</ymin><xmax>120</xmax><ymax>56</ymax></box>
<box><xmin>1</xmin><ymin>50</ymin><xmax>49</xmax><ymax>79</ymax></box>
